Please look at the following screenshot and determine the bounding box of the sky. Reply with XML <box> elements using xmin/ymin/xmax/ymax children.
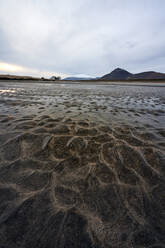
<box><xmin>0</xmin><ymin>0</ymin><xmax>165</xmax><ymax>78</ymax></box>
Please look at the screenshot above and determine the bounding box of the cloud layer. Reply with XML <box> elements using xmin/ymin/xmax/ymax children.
<box><xmin>0</xmin><ymin>0</ymin><xmax>165</xmax><ymax>78</ymax></box>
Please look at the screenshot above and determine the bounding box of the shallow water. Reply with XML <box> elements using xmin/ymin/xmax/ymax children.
<box><xmin>0</xmin><ymin>81</ymin><xmax>165</xmax><ymax>127</ymax></box>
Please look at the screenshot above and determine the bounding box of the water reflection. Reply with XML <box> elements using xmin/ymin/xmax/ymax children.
<box><xmin>0</xmin><ymin>89</ymin><xmax>16</xmax><ymax>94</ymax></box>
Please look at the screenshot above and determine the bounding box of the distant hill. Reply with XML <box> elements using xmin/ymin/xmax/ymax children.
<box><xmin>1</xmin><ymin>69</ymin><xmax>165</xmax><ymax>82</ymax></box>
<box><xmin>101</xmin><ymin>68</ymin><xmax>132</xmax><ymax>80</ymax></box>
<box><xmin>101</xmin><ymin>68</ymin><xmax>165</xmax><ymax>80</ymax></box>
<box><xmin>63</xmin><ymin>77</ymin><xmax>94</xmax><ymax>81</ymax></box>
<box><xmin>129</xmin><ymin>71</ymin><xmax>165</xmax><ymax>80</ymax></box>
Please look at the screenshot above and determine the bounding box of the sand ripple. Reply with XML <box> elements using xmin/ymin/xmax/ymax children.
<box><xmin>0</xmin><ymin>113</ymin><xmax>165</xmax><ymax>248</ymax></box>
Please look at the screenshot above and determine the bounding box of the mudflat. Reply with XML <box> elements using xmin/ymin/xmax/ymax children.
<box><xmin>0</xmin><ymin>81</ymin><xmax>165</xmax><ymax>248</ymax></box>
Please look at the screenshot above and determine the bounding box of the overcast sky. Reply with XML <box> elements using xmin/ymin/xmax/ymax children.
<box><xmin>0</xmin><ymin>0</ymin><xmax>165</xmax><ymax>78</ymax></box>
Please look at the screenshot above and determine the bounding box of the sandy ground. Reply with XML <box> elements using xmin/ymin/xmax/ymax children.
<box><xmin>0</xmin><ymin>81</ymin><xmax>165</xmax><ymax>247</ymax></box>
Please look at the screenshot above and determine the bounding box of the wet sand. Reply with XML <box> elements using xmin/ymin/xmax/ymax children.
<box><xmin>0</xmin><ymin>81</ymin><xmax>165</xmax><ymax>247</ymax></box>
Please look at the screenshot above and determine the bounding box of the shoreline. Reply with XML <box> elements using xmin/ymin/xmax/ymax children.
<box><xmin>1</xmin><ymin>79</ymin><xmax>165</xmax><ymax>87</ymax></box>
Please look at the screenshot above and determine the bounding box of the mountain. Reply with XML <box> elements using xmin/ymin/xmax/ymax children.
<box><xmin>101</xmin><ymin>68</ymin><xmax>132</xmax><ymax>80</ymax></box>
<box><xmin>101</xmin><ymin>68</ymin><xmax>165</xmax><ymax>80</ymax></box>
<box><xmin>129</xmin><ymin>71</ymin><xmax>165</xmax><ymax>80</ymax></box>
<box><xmin>63</xmin><ymin>77</ymin><xmax>94</xmax><ymax>81</ymax></box>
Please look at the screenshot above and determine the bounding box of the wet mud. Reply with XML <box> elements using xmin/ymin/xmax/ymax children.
<box><xmin>0</xmin><ymin>81</ymin><xmax>165</xmax><ymax>247</ymax></box>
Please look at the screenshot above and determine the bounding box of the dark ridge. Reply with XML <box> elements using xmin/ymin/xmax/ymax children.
<box><xmin>0</xmin><ymin>74</ymin><xmax>41</xmax><ymax>80</ymax></box>
<box><xmin>101</xmin><ymin>68</ymin><xmax>165</xmax><ymax>80</ymax></box>
<box><xmin>130</xmin><ymin>71</ymin><xmax>165</xmax><ymax>80</ymax></box>
<box><xmin>101</xmin><ymin>68</ymin><xmax>133</xmax><ymax>80</ymax></box>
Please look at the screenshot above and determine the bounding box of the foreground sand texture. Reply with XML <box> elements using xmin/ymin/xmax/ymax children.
<box><xmin>0</xmin><ymin>81</ymin><xmax>165</xmax><ymax>247</ymax></box>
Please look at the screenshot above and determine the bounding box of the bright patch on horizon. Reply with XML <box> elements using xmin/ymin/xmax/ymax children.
<box><xmin>0</xmin><ymin>62</ymin><xmax>25</xmax><ymax>73</ymax></box>
<box><xmin>0</xmin><ymin>61</ymin><xmax>68</xmax><ymax>78</ymax></box>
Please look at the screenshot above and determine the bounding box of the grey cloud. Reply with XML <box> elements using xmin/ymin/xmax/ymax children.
<box><xmin>0</xmin><ymin>0</ymin><xmax>165</xmax><ymax>77</ymax></box>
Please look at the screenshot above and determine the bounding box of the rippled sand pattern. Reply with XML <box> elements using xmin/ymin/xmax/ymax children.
<box><xmin>0</xmin><ymin>81</ymin><xmax>165</xmax><ymax>248</ymax></box>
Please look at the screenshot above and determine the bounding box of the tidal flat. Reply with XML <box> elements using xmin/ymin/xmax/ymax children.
<box><xmin>0</xmin><ymin>80</ymin><xmax>165</xmax><ymax>248</ymax></box>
